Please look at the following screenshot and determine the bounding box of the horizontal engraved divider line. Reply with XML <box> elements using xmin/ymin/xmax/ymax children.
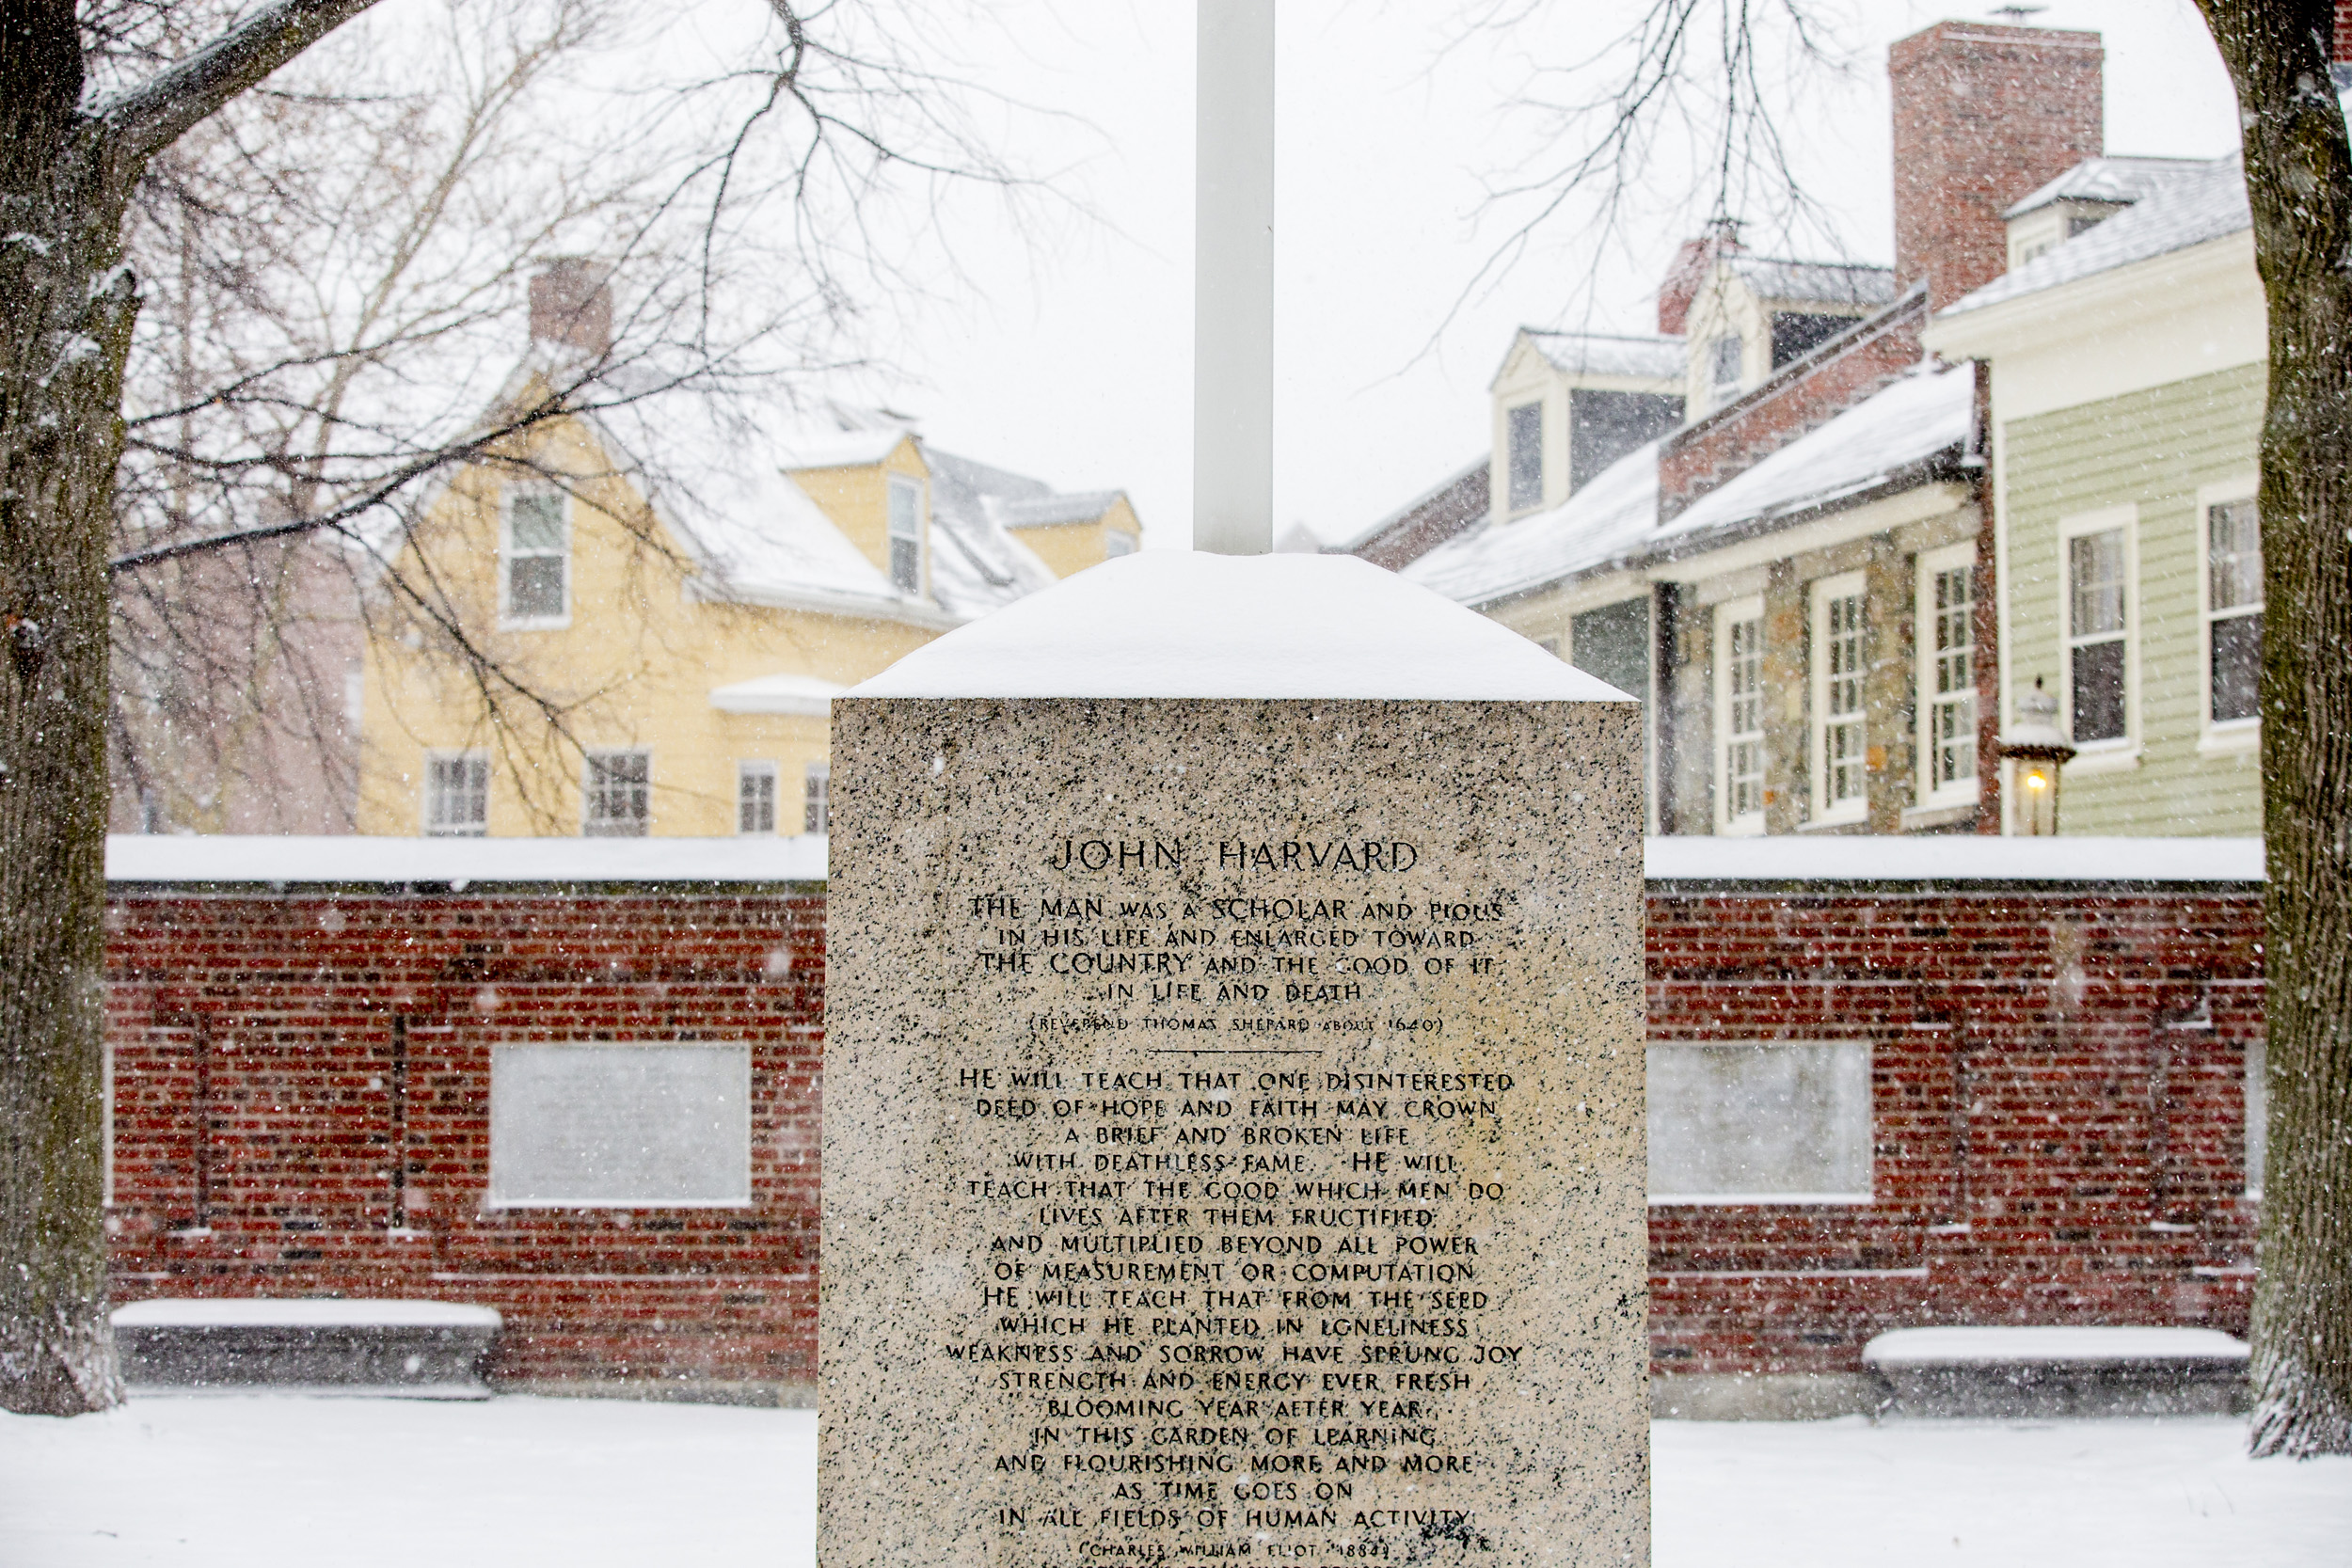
<box><xmin>1141</xmin><ymin>1048</ymin><xmax>1326</xmax><ymax>1055</ymax></box>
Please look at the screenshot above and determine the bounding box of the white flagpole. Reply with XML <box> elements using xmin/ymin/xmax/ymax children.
<box><xmin>1193</xmin><ymin>0</ymin><xmax>1275</xmax><ymax>555</ymax></box>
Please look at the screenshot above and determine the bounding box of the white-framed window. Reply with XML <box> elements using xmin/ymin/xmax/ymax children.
<box><xmin>803</xmin><ymin>762</ymin><xmax>831</xmax><ymax>835</ymax></box>
<box><xmin>1713</xmin><ymin>595</ymin><xmax>1766</xmax><ymax>835</ymax></box>
<box><xmin>737</xmin><ymin>761</ymin><xmax>778</xmax><ymax>835</ymax></box>
<box><xmin>1708</xmin><ymin>334</ymin><xmax>1741</xmax><ymax>396</ymax></box>
<box><xmin>887</xmin><ymin>475</ymin><xmax>925</xmax><ymax>593</ymax></box>
<box><xmin>1504</xmin><ymin>402</ymin><xmax>1544</xmax><ymax>513</ymax></box>
<box><xmin>582</xmin><ymin>749</ymin><xmax>650</xmax><ymax>837</ymax></box>
<box><xmin>501</xmin><ymin>486</ymin><xmax>570</xmax><ymax>628</ymax></box>
<box><xmin>2246</xmin><ymin>1037</ymin><xmax>2267</xmax><ymax>1198</ymax></box>
<box><xmin>2060</xmin><ymin>506</ymin><xmax>2136</xmax><ymax>749</ymax></box>
<box><xmin>1104</xmin><ymin>528</ymin><xmax>1138</xmax><ymax>559</ymax></box>
<box><xmin>2204</xmin><ymin>493</ymin><xmax>2263</xmax><ymax>732</ymax></box>
<box><xmin>1918</xmin><ymin>545</ymin><xmax>1978</xmax><ymax>807</ymax></box>
<box><xmin>1647</xmin><ymin>1041</ymin><xmax>1872</xmax><ymax>1204</ymax></box>
<box><xmin>424</xmin><ymin>752</ymin><xmax>489</xmax><ymax>837</ymax></box>
<box><xmin>489</xmin><ymin>1042</ymin><xmax>752</xmax><ymax>1208</ymax></box>
<box><xmin>1810</xmin><ymin>572</ymin><xmax>1868</xmax><ymax>824</ymax></box>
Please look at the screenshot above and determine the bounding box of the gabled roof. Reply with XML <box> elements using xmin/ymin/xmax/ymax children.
<box><xmin>1941</xmin><ymin>155</ymin><xmax>2248</xmax><ymax>318</ymax></box>
<box><xmin>1400</xmin><ymin>362</ymin><xmax>1973</xmax><ymax>608</ymax></box>
<box><xmin>923</xmin><ymin>449</ymin><xmax>1076</xmax><ymax>613</ymax></box>
<box><xmin>1726</xmin><ymin>256</ymin><xmax>1899</xmax><ymax>309</ymax></box>
<box><xmin>2003</xmin><ymin>155</ymin><xmax>2210</xmax><ymax>219</ymax></box>
<box><xmin>1518</xmin><ymin>329</ymin><xmax>1685</xmax><ymax>382</ymax></box>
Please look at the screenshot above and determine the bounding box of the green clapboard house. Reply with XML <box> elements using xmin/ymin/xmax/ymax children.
<box><xmin>1928</xmin><ymin>153</ymin><xmax>2267</xmax><ymax>835</ymax></box>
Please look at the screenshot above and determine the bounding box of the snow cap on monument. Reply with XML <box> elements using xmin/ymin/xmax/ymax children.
<box><xmin>850</xmin><ymin>550</ymin><xmax>1631</xmax><ymax>701</ymax></box>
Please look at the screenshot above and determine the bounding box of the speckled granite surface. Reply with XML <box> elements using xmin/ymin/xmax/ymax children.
<box><xmin>822</xmin><ymin>699</ymin><xmax>1646</xmax><ymax>1568</ymax></box>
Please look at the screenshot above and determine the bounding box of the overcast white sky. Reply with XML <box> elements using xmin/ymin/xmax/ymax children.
<box><xmin>841</xmin><ymin>0</ymin><xmax>2243</xmax><ymax>551</ymax></box>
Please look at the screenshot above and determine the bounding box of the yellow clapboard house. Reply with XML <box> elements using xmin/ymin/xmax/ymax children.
<box><xmin>358</xmin><ymin>280</ymin><xmax>1140</xmax><ymax>840</ymax></box>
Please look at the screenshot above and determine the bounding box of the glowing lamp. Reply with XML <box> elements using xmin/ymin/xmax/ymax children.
<box><xmin>1999</xmin><ymin>678</ymin><xmax>2076</xmax><ymax>836</ymax></box>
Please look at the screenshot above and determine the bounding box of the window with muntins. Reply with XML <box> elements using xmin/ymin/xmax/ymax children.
<box><xmin>1814</xmin><ymin>579</ymin><xmax>1867</xmax><ymax>817</ymax></box>
<box><xmin>738</xmin><ymin>762</ymin><xmax>777</xmax><ymax>835</ymax></box>
<box><xmin>1504</xmin><ymin>402</ymin><xmax>1543</xmax><ymax>512</ymax></box>
<box><xmin>888</xmin><ymin>476</ymin><xmax>923</xmax><ymax>592</ymax></box>
<box><xmin>1647</xmin><ymin>1041</ymin><xmax>1872</xmax><ymax>1203</ymax></box>
<box><xmin>1708</xmin><ymin>334</ymin><xmax>1740</xmax><ymax>389</ymax></box>
<box><xmin>425</xmin><ymin>753</ymin><xmax>488</xmax><ymax>836</ymax></box>
<box><xmin>504</xmin><ymin>489</ymin><xmax>568</xmax><ymax>623</ymax></box>
<box><xmin>2207</xmin><ymin>499</ymin><xmax>2263</xmax><ymax>725</ymax></box>
<box><xmin>1717</xmin><ymin>603</ymin><xmax>1765</xmax><ymax>830</ymax></box>
<box><xmin>1924</xmin><ymin>557</ymin><xmax>1976</xmax><ymax>797</ymax></box>
<box><xmin>804</xmin><ymin>762</ymin><xmax>831</xmax><ymax>834</ymax></box>
<box><xmin>2068</xmin><ymin>528</ymin><xmax>2128</xmax><ymax>743</ymax></box>
<box><xmin>583</xmin><ymin>750</ymin><xmax>649</xmax><ymax>837</ymax></box>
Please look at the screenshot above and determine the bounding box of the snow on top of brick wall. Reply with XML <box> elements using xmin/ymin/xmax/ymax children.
<box><xmin>107</xmin><ymin>832</ymin><xmax>2261</xmax><ymax>887</ymax></box>
<box><xmin>1643</xmin><ymin>834</ymin><xmax>2261</xmax><ymax>883</ymax></box>
<box><xmin>105</xmin><ymin>833</ymin><xmax>827</xmax><ymax>886</ymax></box>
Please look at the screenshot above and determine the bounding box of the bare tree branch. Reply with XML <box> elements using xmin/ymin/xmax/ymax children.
<box><xmin>88</xmin><ymin>0</ymin><xmax>383</xmax><ymax>168</ymax></box>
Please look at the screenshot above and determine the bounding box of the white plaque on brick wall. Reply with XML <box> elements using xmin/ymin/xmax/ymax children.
<box><xmin>1647</xmin><ymin>1041</ymin><xmax>1871</xmax><ymax>1202</ymax></box>
<box><xmin>490</xmin><ymin>1042</ymin><xmax>751</xmax><ymax>1206</ymax></box>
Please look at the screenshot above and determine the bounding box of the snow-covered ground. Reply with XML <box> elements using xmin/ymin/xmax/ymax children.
<box><xmin>2</xmin><ymin>1398</ymin><xmax>2347</xmax><ymax>1565</ymax></box>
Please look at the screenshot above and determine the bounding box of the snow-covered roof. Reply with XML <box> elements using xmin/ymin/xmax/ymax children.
<box><xmin>1661</xmin><ymin>362</ymin><xmax>1972</xmax><ymax>539</ymax></box>
<box><xmin>106</xmin><ymin>834</ymin><xmax>827</xmax><ymax>885</ymax></box>
<box><xmin>1866</xmin><ymin>1327</ymin><xmax>2249</xmax><ymax>1366</ymax></box>
<box><xmin>1523</xmin><ymin>330</ymin><xmax>1685</xmax><ymax>382</ymax></box>
<box><xmin>1728</xmin><ymin>256</ymin><xmax>1898</xmax><ymax>309</ymax></box>
<box><xmin>114</xmin><ymin>1299</ymin><xmax>503</xmax><ymax>1329</ymax></box>
<box><xmin>1646</xmin><ymin>834</ymin><xmax>2262</xmax><ymax>884</ymax></box>
<box><xmin>850</xmin><ymin>551</ymin><xmax>1631</xmax><ymax>701</ymax></box>
<box><xmin>771</xmin><ymin>427</ymin><xmax>912</xmax><ymax>469</ymax></box>
<box><xmin>923</xmin><ymin>449</ymin><xmax>1072</xmax><ymax>614</ymax></box>
<box><xmin>1000</xmin><ymin>492</ymin><xmax>1125</xmax><ymax>529</ymax></box>
<box><xmin>707</xmin><ymin>673</ymin><xmax>844</xmax><ymax>716</ymax></box>
<box><xmin>1943</xmin><ymin>155</ymin><xmax>2249</xmax><ymax>318</ymax></box>
<box><xmin>2003</xmin><ymin>155</ymin><xmax>2211</xmax><ymax>219</ymax></box>
<box><xmin>1402</xmin><ymin>363</ymin><xmax>1973</xmax><ymax>609</ymax></box>
<box><xmin>105</xmin><ymin>832</ymin><xmax>2263</xmax><ymax>887</ymax></box>
<box><xmin>1400</xmin><ymin>437</ymin><xmax>1661</xmax><ymax>607</ymax></box>
<box><xmin>1330</xmin><ymin>455</ymin><xmax>1487</xmax><ymax>556</ymax></box>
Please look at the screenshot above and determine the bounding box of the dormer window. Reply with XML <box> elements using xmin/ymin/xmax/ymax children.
<box><xmin>1505</xmin><ymin>402</ymin><xmax>1543</xmax><ymax>513</ymax></box>
<box><xmin>1708</xmin><ymin>335</ymin><xmax>1742</xmax><ymax>394</ymax></box>
<box><xmin>887</xmin><ymin>475</ymin><xmax>924</xmax><ymax>593</ymax></box>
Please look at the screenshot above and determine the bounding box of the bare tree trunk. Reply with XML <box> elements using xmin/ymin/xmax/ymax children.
<box><xmin>0</xmin><ymin>0</ymin><xmax>380</xmax><ymax>1418</ymax></box>
<box><xmin>2198</xmin><ymin>0</ymin><xmax>2352</xmax><ymax>1457</ymax></box>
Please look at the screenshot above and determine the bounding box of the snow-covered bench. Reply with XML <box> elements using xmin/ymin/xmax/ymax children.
<box><xmin>1864</xmin><ymin>1326</ymin><xmax>2249</xmax><ymax>1418</ymax></box>
<box><xmin>113</xmin><ymin>1299</ymin><xmax>501</xmax><ymax>1398</ymax></box>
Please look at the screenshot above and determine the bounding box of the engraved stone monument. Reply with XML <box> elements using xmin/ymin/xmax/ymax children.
<box><xmin>822</xmin><ymin>551</ymin><xmax>1648</xmax><ymax>1567</ymax></box>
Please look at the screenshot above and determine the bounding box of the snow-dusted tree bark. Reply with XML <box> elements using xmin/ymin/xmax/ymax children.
<box><xmin>1</xmin><ymin>0</ymin><xmax>382</xmax><ymax>1417</ymax></box>
<box><xmin>2195</xmin><ymin>0</ymin><xmax>2352</xmax><ymax>1460</ymax></box>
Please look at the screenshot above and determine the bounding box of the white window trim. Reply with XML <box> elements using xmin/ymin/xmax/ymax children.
<box><xmin>887</xmin><ymin>473</ymin><xmax>928</xmax><ymax>594</ymax></box>
<box><xmin>422</xmin><ymin>748</ymin><xmax>490</xmax><ymax>838</ymax></box>
<box><xmin>2058</xmin><ymin>503</ymin><xmax>2139</xmax><ymax>758</ymax></box>
<box><xmin>804</xmin><ymin>760</ymin><xmax>832</xmax><ymax>836</ymax></box>
<box><xmin>1809</xmin><ymin>571</ymin><xmax>1869</xmax><ymax>827</ymax></box>
<box><xmin>1915</xmin><ymin>544</ymin><xmax>1981</xmax><ymax>810</ymax></box>
<box><xmin>2197</xmin><ymin>476</ymin><xmax>2263</xmax><ymax>756</ymax></box>
<box><xmin>581</xmin><ymin>747</ymin><xmax>652</xmax><ymax>837</ymax></box>
<box><xmin>499</xmin><ymin>485</ymin><xmax>573</xmax><ymax>631</ymax></box>
<box><xmin>1713</xmin><ymin>594</ymin><xmax>1766</xmax><ymax>837</ymax></box>
<box><xmin>737</xmin><ymin>759</ymin><xmax>779</xmax><ymax>837</ymax></box>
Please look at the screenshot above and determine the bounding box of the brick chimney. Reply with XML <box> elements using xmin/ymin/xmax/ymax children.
<box><xmin>1657</xmin><ymin>219</ymin><xmax>1741</xmax><ymax>336</ymax></box>
<box><xmin>1888</xmin><ymin>23</ymin><xmax>2103</xmax><ymax>309</ymax></box>
<box><xmin>528</xmin><ymin>258</ymin><xmax>613</xmax><ymax>356</ymax></box>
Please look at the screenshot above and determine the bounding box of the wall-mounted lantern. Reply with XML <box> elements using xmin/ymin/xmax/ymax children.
<box><xmin>2000</xmin><ymin>677</ymin><xmax>2076</xmax><ymax>836</ymax></box>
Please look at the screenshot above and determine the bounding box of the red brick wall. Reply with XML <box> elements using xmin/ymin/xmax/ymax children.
<box><xmin>1888</xmin><ymin>23</ymin><xmax>2104</xmax><ymax>309</ymax></box>
<box><xmin>104</xmin><ymin>889</ymin><xmax>825</xmax><ymax>1397</ymax></box>
<box><xmin>103</xmin><ymin>879</ymin><xmax>2261</xmax><ymax>1395</ymax></box>
<box><xmin>1646</xmin><ymin>885</ymin><xmax>2262</xmax><ymax>1381</ymax></box>
<box><xmin>1656</xmin><ymin>294</ymin><xmax>1928</xmax><ymax>521</ymax></box>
